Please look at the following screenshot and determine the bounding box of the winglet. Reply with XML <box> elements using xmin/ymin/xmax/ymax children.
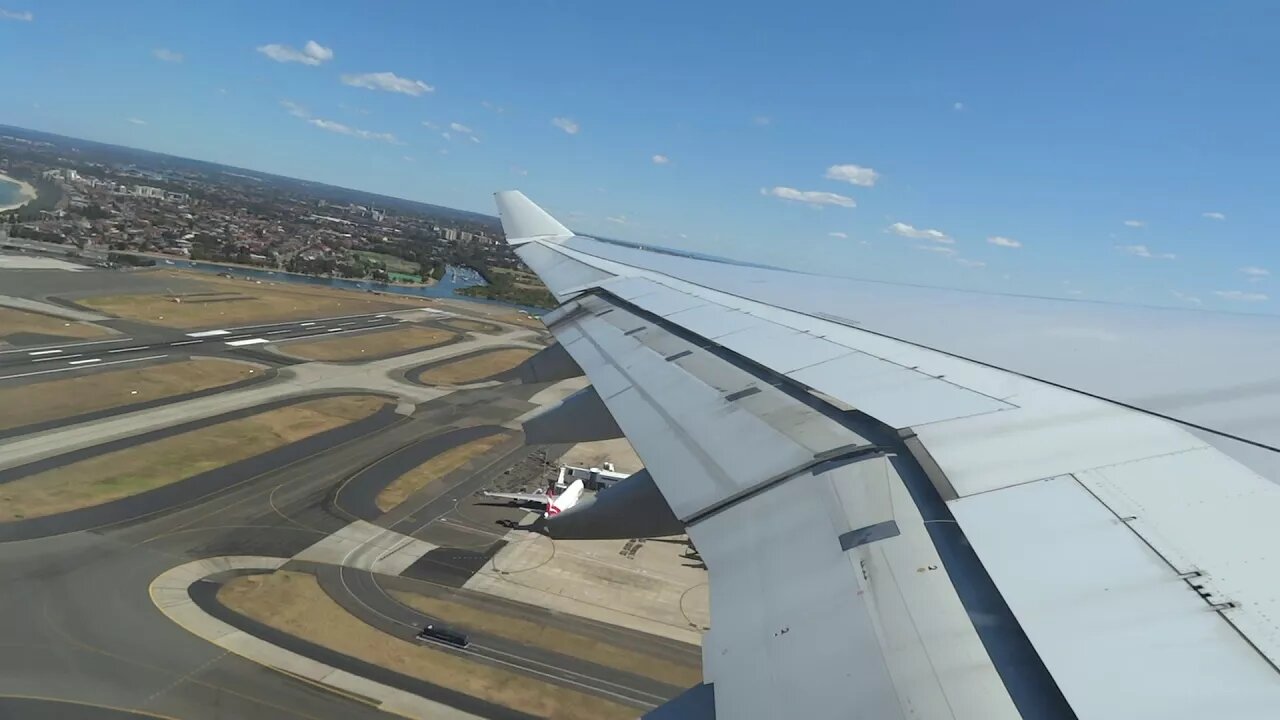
<box><xmin>494</xmin><ymin>190</ymin><xmax>573</xmax><ymax>245</ymax></box>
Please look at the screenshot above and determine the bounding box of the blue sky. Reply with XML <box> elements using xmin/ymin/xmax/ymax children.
<box><xmin>2</xmin><ymin>1</ymin><xmax>1278</xmax><ymax>310</ymax></box>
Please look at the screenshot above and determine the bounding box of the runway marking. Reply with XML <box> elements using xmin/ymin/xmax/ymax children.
<box><xmin>185</xmin><ymin>329</ymin><xmax>230</xmax><ymax>337</ymax></box>
<box><xmin>265</xmin><ymin>329</ymin><xmax>292</xmax><ymax>335</ymax></box>
<box><xmin>337</xmin><ymin>321</ymin><xmax>357</xmax><ymax>326</ymax></box>
<box><xmin>169</xmin><ymin>339</ymin><xmax>201</xmax><ymax>346</ymax></box>
<box><xmin>300</xmin><ymin>322</ymin><xmax>318</xmax><ymax>326</ymax></box>
<box><xmin>27</xmin><ymin>349</ymin><xmax>62</xmax><ymax>356</ymax></box>
<box><xmin>0</xmin><ymin>354</ymin><xmax>167</xmax><ymax>381</ymax></box>
<box><xmin>32</xmin><ymin>353</ymin><xmax>82</xmax><ymax>363</ymax></box>
<box><xmin>271</xmin><ymin>322</ymin><xmax>402</xmax><ymax>345</ymax></box>
<box><xmin>68</xmin><ymin>358</ymin><xmax>102</xmax><ymax>365</ymax></box>
<box><xmin>0</xmin><ymin>338</ymin><xmax>134</xmax><ymax>355</ymax></box>
<box><xmin>218</xmin><ymin>310</ymin><xmax>399</xmax><ymax>333</ymax></box>
<box><xmin>222</xmin><ymin>334</ymin><xmax>253</xmax><ymax>340</ymax></box>
<box><xmin>225</xmin><ymin>337</ymin><xmax>269</xmax><ymax>346</ymax></box>
<box><xmin>108</xmin><ymin>346</ymin><xmax>150</xmax><ymax>353</ymax></box>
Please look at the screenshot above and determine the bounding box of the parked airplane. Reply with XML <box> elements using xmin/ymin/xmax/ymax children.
<box><xmin>482</xmin><ymin>478</ymin><xmax>585</xmax><ymax>518</ymax></box>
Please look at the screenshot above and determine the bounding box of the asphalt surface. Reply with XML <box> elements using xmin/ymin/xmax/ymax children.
<box><xmin>0</xmin><ymin>266</ymin><xmax>698</xmax><ymax>718</ymax></box>
<box><xmin>315</xmin><ymin>565</ymin><xmax>678</xmax><ymax>711</ymax></box>
<box><xmin>0</xmin><ymin>311</ymin><xmax>418</xmax><ymax>377</ymax></box>
<box><xmin>0</xmin><ymin>361</ymin><xmax>281</xmax><ymax>442</ymax></box>
<box><xmin>0</xmin><ymin>396</ymin><xmax>402</xmax><ymax>542</ymax></box>
<box><xmin>402</xmin><ymin>346</ymin><xmax>535</xmax><ymax>387</ymax></box>
<box><xmin>332</xmin><ymin>424</ymin><xmax>513</xmax><ymax>522</ymax></box>
<box><xmin>189</xmin><ymin>577</ymin><xmax>533</xmax><ymax>720</ymax></box>
<box><xmin>0</xmin><ymin>697</ymin><xmax>169</xmax><ymax>719</ymax></box>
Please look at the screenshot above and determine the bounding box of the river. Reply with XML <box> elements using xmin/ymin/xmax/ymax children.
<box><xmin>166</xmin><ymin>259</ymin><xmax>544</xmax><ymax>314</ymax></box>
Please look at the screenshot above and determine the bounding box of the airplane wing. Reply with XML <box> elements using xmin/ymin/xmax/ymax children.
<box><xmin>481</xmin><ymin>490</ymin><xmax>552</xmax><ymax>507</ymax></box>
<box><xmin>494</xmin><ymin>190</ymin><xmax>1280</xmax><ymax>720</ymax></box>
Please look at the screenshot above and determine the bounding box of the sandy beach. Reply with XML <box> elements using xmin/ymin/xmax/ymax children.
<box><xmin>0</xmin><ymin>173</ymin><xmax>38</xmax><ymax>212</ymax></box>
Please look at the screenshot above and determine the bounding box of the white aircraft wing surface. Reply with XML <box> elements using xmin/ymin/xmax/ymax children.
<box><xmin>481</xmin><ymin>490</ymin><xmax>552</xmax><ymax>507</ymax></box>
<box><xmin>495</xmin><ymin>190</ymin><xmax>1280</xmax><ymax>720</ymax></box>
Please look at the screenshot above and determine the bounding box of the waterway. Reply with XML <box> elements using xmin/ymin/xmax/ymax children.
<box><xmin>167</xmin><ymin>259</ymin><xmax>543</xmax><ymax>314</ymax></box>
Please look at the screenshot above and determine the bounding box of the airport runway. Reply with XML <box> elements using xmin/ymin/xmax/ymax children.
<box><xmin>0</xmin><ymin>310</ymin><xmax>423</xmax><ymax>378</ymax></box>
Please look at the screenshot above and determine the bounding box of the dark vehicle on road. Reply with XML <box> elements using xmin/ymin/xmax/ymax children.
<box><xmin>416</xmin><ymin>623</ymin><xmax>469</xmax><ymax>649</ymax></box>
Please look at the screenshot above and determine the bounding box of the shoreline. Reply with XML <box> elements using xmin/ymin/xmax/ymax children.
<box><xmin>0</xmin><ymin>172</ymin><xmax>38</xmax><ymax>213</ymax></box>
<box><xmin>128</xmin><ymin>252</ymin><xmax>441</xmax><ymax>288</ymax></box>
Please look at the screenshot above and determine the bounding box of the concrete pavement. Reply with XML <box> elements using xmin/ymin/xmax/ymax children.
<box><xmin>0</xmin><ymin>328</ymin><xmax>541</xmax><ymax>470</ymax></box>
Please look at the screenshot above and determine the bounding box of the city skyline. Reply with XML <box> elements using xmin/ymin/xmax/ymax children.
<box><xmin>3</xmin><ymin>1</ymin><xmax>1277</xmax><ymax>311</ymax></box>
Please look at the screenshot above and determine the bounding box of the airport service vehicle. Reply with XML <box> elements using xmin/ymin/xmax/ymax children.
<box><xmin>415</xmin><ymin>624</ymin><xmax>469</xmax><ymax>649</ymax></box>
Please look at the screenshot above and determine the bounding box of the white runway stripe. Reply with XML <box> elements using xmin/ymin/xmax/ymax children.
<box><xmin>27</xmin><ymin>349</ymin><xmax>62</xmax><ymax>356</ymax></box>
<box><xmin>68</xmin><ymin>358</ymin><xmax>102</xmax><ymax>365</ymax></box>
<box><xmin>0</xmin><ymin>354</ymin><xmax>167</xmax><ymax>381</ymax></box>
<box><xmin>225</xmin><ymin>338</ymin><xmax>269</xmax><ymax>346</ymax></box>
<box><xmin>185</xmin><ymin>330</ymin><xmax>230</xmax><ymax>337</ymax></box>
<box><xmin>33</xmin><ymin>354</ymin><xmax>81</xmax><ymax>363</ymax></box>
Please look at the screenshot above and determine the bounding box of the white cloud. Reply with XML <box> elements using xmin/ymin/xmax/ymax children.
<box><xmin>652</xmin><ymin>154</ymin><xmax>670</xmax><ymax>165</ymax></box>
<box><xmin>402</xmin><ymin>155</ymin><xmax>415</xmax><ymax>162</ymax></box>
<box><xmin>280</xmin><ymin>100</ymin><xmax>309</xmax><ymax>118</ymax></box>
<box><xmin>1202</xmin><ymin>211</ymin><xmax>1226</xmax><ymax>220</ymax></box>
<box><xmin>302</xmin><ymin>40</ymin><xmax>333</xmax><ymax>62</ymax></box>
<box><xmin>753</xmin><ymin>115</ymin><xmax>772</xmax><ymax>126</ymax></box>
<box><xmin>481</xmin><ymin>100</ymin><xmax>505</xmax><ymax>114</ymax></box>
<box><xmin>1241</xmin><ymin>266</ymin><xmax>1270</xmax><ymax>281</ymax></box>
<box><xmin>828</xmin><ymin>232</ymin><xmax>848</xmax><ymax>239</ymax></box>
<box><xmin>1171</xmin><ymin>290</ymin><xmax>1203</xmax><ymax>306</ymax></box>
<box><xmin>953</xmin><ymin>101</ymin><xmax>965</xmax><ymax>111</ymax></box>
<box><xmin>552</xmin><ymin>117</ymin><xmax>580</xmax><ymax>135</ymax></box>
<box><xmin>127</xmin><ymin>118</ymin><xmax>147</xmax><ymax>126</ymax></box>
<box><xmin>153</xmin><ymin>48</ymin><xmax>183</xmax><ymax>63</ymax></box>
<box><xmin>440</xmin><ymin>132</ymin><xmax>451</xmax><ymax>141</ymax></box>
<box><xmin>1214</xmin><ymin>290</ymin><xmax>1268</xmax><ymax>302</ymax></box>
<box><xmin>1117</xmin><ymin>244</ymin><xmax>1176</xmax><ymax>260</ymax></box>
<box><xmin>342</xmin><ymin>71</ymin><xmax>433</xmax><ymax>96</ymax></box>
<box><xmin>309</xmin><ymin>118</ymin><xmax>398</xmax><ymax>143</ymax></box>
<box><xmin>421</xmin><ymin>121</ymin><xmax>439</xmax><ymax>130</ymax></box>
<box><xmin>955</xmin><ymin>258</ymin><xmax>986</xmax><ymax>268</ymax></box>
<box><xmin>257</xmin><ymin>40</ymin><xmax>333</xmax><ymax>66</ymax></box>
<box><xmin>1123</xmin><ymin>219</ymin><xmax>1146</xmax><ymax>228</ymax></box>
<box><xmin>606</xmin><ymin>215</ymin><xmax>627</xmax><ymax>224</ymax></box>
<box><xmin>470</xmin><ymin>136</ymin><xmax>481</xmax><ymax>144</ymax></box>
<box><xmin>987</xmin><ymin>235</ymin><xmax>1022</xmax><ymax>248</ymax></box>
<box><xmin>888</xmin><ymin>221</ymin><xmax>952</xmax><ymax>243</ymax></box>
<box><xmin>511</xmin><ymin>166</ymin><xmax>528</xmax><ymax>176</ymax></box>
<box><xmin>282</xmin><ymin>102</ymin><xmax>398</xmax><ymax>144</ymax></box>
<box><xmin>824</xmin><ymin>164</ymin><xmax>879</xmax><ymax>187</ymax></box>
<box><xmin>0</xmin><ymin>8</ymin><xmax>33</xmax><ymax>21</ymax></box>
<box><xmin>449</xmin><ymin>122</ymin><xmax>473</xmax><ymax>134</ymax></box>
<box><xmin>917</xmin><ymin>245</ymin><xmax>958</xmax><ymax>256</ymax></box>
<box><xmin>763</xmin><ymin>186</ymin><xmax>856</xmax><ymax>208</ymax></box>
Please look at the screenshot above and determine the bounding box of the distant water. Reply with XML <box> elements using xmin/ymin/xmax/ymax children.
<box><xmin>171</xmin><ymin>259</ymin><xmax>545</xmax><ymax>314</ymax></box>
<box><xmin>0</xmin><ymin>176</ymin><xmax>27</xmax><ymax>208</ymax></box>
